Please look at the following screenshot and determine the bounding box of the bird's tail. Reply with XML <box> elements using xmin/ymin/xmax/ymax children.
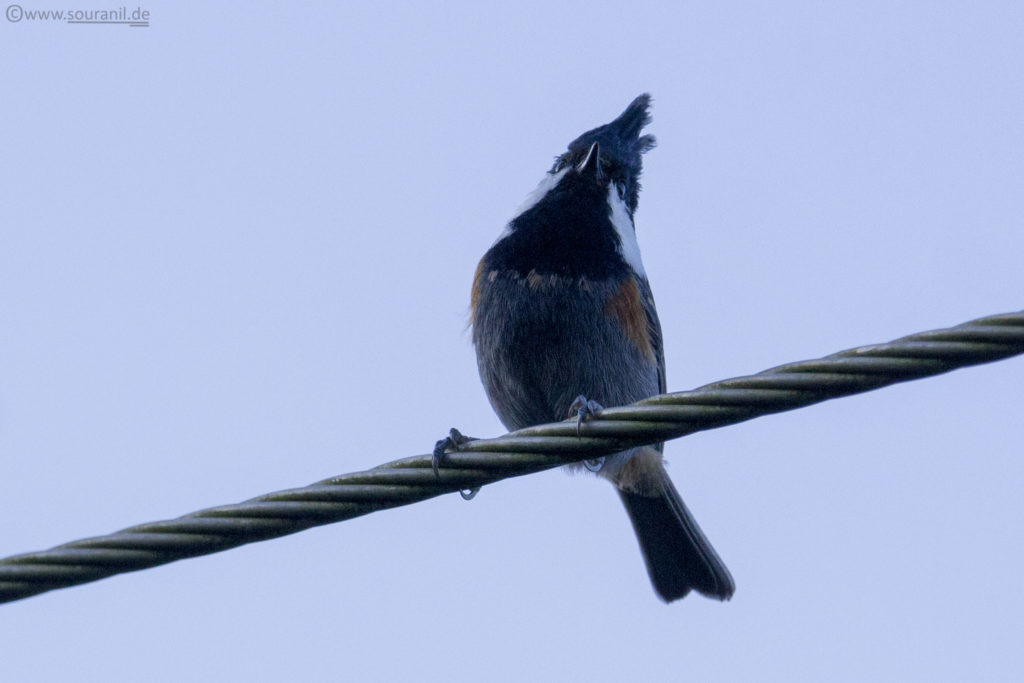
<box><xmin>617</xmin><ymin>468</ymin><xmax>734</xmax><ymax>602</ymax></box>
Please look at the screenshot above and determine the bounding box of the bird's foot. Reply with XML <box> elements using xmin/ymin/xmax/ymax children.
<box><xmin>432</xmin><ymin>428</ymin><xmax>473</xmax><ymax>476</ymax></box>
<box><xmin>432</xmin><ymin>428</ymin><xmax>480</xmax><ymax>500</ymax></box>
<box><xmin>569</xmin><ymin>395</ymin><xmax>604</xmax><ymax>436</ymax></box>
<box><xmin>568</xmin><ymin>395</ymin><xmax>606</xmax><ymax>472</ymax></box>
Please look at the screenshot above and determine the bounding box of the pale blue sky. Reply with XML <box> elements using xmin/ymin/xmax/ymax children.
<box><xmin>2</xmin><ymin>2</ymin><xmax>1022</xmax><ymax>681</ymax></box>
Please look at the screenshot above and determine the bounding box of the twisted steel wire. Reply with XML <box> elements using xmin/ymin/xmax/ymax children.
<box><xmin>1</xmin><ymin>310</ymin><xmax>1021</xmax><ymax>604</ymax></box>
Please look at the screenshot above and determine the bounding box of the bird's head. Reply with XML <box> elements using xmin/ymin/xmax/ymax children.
<box><xmin>550</xmin><ymin>93</ymin><xmax>656</xmax><ymax>216</ymax></box>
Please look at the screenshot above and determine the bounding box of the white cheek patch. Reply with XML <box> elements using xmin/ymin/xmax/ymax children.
<box><xmin>494</xmin><ymin>167</ymin><xmax>570</xmax><ymax>244</ymax></box>
<box><xmin>607</xmin><ymin>185</ymin><xmax>647</xmax><ymax>277</ymax></box>
<box><xmin>515</xmin><ymin>167</ymin><xmax>569</xmax><ymax>217</ymax></box>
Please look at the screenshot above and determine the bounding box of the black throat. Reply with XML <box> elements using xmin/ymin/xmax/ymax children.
<box><xmin>485</xmin><ymin>174</ymin><xmax>629</xmax><ymax>280</ymax></box>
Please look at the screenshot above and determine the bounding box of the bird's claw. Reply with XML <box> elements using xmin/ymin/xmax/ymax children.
<box><xmin>432</xmin><ymin>427</ymin><xmax>471</xmax><ymax>478</ymax></box>
<box><xmin>569</xmin><ymin>395</ymin><xmax>607</xmax><ymax>472</ymax></box>
<box><xmin>569</xmin><ymin>394</ymin><xmax>604</xmax><ymax>437</ymax></box>
<box><xmin>432</xmin><ymin>429</ymin><xmax>480</xmax><ymax>498</ymax></box>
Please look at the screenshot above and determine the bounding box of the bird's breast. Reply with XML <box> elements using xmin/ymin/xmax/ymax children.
<box><xmin>471</xmin><ymin>266</ymin><xmax>659</xmax><ymax>430</ymax></box>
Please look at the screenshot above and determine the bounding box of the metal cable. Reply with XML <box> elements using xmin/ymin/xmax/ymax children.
<box><xmin>1</xmin><ymin>310</ymin><xmax>1021</xmax><ymax>604</ymax></box>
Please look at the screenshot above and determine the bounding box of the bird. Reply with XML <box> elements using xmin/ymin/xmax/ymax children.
<box><xmin>441</xmin><ymin>94</ymin><xmax>734</xmax><ymax>602</ymax></box>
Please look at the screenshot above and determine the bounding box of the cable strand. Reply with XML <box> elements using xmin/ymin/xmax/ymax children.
<box><xmin>0</xmin><ymin>310</ymin><xmax>1021</xmax><ymax>604</ymax></box>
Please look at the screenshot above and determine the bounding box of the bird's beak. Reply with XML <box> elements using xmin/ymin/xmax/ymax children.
<box><xmin>577</xmin><ymin>141</ymin><xmax>601</xmax><ymax>178</ymax></box>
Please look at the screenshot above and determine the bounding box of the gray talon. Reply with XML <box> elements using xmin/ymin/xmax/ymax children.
<box><xmin>432</xmin><ymin>429</ymin><xmax>480</xmax><ymax>501</ymax></box>
<box><xmin>432</xmin><ymin>427</ymin><xmax>470</xmax><ymax>477</ymax></box>
<box><xmin>569</xmin><ymin>395</ymin><xmax>604</xmax><ymax>437</ymax></box>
